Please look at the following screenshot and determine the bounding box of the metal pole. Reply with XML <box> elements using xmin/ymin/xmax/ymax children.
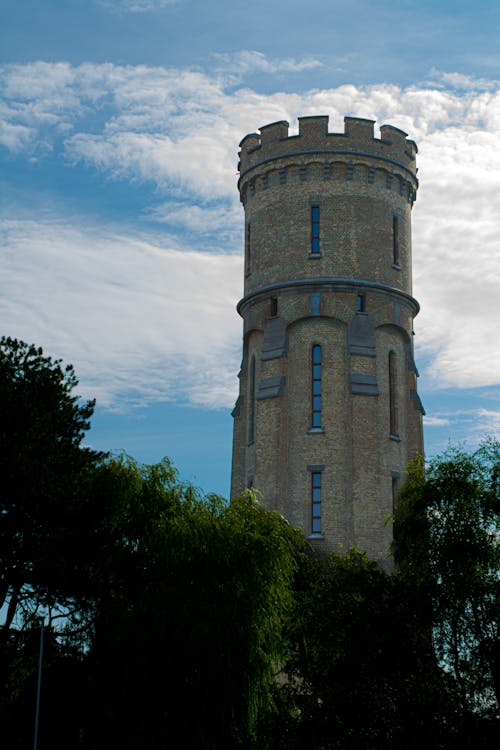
<box><xmin>33</xmin><ymin>620</ymin><xmax>44</xmax><ymax>750</ymax></box>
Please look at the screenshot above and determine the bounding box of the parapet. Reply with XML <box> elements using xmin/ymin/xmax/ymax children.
<box><xmin>238</xmin><ymin>115</ymin><xmax>418</xmax><ymax>176</ymax></box>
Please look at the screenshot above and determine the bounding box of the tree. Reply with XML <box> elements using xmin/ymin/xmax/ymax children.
<box><xmin>0</xmin><ymin>337</ymin><xmax>100</xmax><ymax>631</ymax></box>
<box><xmin>394</xmin><ymin>440</ymin><xmax>500</xmax><ymax>736</ymax></box>
<box><xmin>82</xmin><ymin>455</ymin><xmax>301</xmax><ymax>749</ymax></box>
<box><xmin>262</xmin><ymin>547</ymin><xmax>448</xmax><ymax>750</ymax></box>
<box><xmin>0</xmin><ymin>338</ymin><xmax>303</xmax><ymax>747</ymax></box>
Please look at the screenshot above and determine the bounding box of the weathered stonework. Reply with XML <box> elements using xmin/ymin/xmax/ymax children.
<box><xmin>231</xmin><ymin>115</ymin><xmax>424</xmax><ymax>565</ymax></box>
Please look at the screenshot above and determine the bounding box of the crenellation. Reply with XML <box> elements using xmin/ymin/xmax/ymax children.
<box><xmin>298</xmin><ymin>115</ymin><xmax>329</xmax><ymax>139</ymax></box>
<box><xmin>380</xmin><ymin>123</ymin><xmax>408</xmax><ymax>146</ymax></box>
<box><xmin>239</xmin><ymin>132</ymin><xmax>260</xmax><ymax>150</ymax></box>
<box><xmin>344</xmin><ymin>116</ymin><xmax>375</xmax><ymax>141</ymax></box>
<box><xmin>405</xmin><ymin>139</ymin><xmax>418</xmax><ymax>160</ymax></box>
<box><xmin>259</xmin><ymin>119</ymin><xmax>289</xmax><ymax>145</ymax></box>
<box><xmin>238</xmin><ymin>115</ymin><xmax>419</xmax><ymax>181</ymax></box>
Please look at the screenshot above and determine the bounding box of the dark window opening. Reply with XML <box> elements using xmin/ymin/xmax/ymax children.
<box><xmin>245</xmin><ymin>222</ymin><xmax>251</xmax><ymax>273</ymax></box>
<box><xmin>392</xmin><ymin>476</ymin><xmax>399</xmax><ymax>517</ymax></box>
<box><xmin>392</xmin><ymin>475</ymin><xmax>400</xmax><ymax>539</ymax></box>
<box><xmin>356</xmin><ymin>293</ymin><xmax>365</xmax><ymax>312</ymax></box>
<box><xmin>311</xmin><ymin>344</ymin><xmax>322</xmax><ymax>428</ymax></box>
<box><xmin>311</xmin><ymin>205</ymin><xmax>320</xmax><ymax>255</ymax></box>
<box><xmin>270</xmin><ymin>297</ymin><xmax>278</xmax><ymax>317</ymax></box>
<box><xmin>389</xmin><ymin>351</ymin><xmax>398</xmax><ymax>436</ymax></box>
<box><xmin>392</xmin><ymin>215</ymin><xmax>400</xmax><ymax>266</ymax></box>
<box><xmin>311</xmin><ymin>471</ymin><xmax>322</xmax><ymax>533</ymax></box>
<box><xmin>248</xmin><ymin>355</ymin><xmax>256</xmax><ymax>444</ymax></box>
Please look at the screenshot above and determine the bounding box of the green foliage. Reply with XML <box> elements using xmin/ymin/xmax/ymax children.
<box><xmin>0</xmin><ymin>337</ymin><xmax>100</xmax><ymax>631</ymax></box>
<box><xmin>261</xmin><ymin>547</ymin><xmax>447</xmax><ymax>750</ymax></box>
<box><xmin>0</xmin><ymin>335</ymin><xmax>302</xmax><ymax>747</ymax></box>
<box><xmin>81</xmin><ymin>456</ymin><xmax>301</xmax><ymax>748</ymax></box>
<box><xmin>1</xmin><ymin>444</ymin><xmax>301</xmax><ymax>748</ymax></box>
<box><xmin>3</xmin><ymin>338</ymin><xmax>499</xmax><ymax>747</ymax></box>
<box><xmin>395</xmin><ymin>440</ymin><xmax>500</xmax><ymax>719</ymax></box>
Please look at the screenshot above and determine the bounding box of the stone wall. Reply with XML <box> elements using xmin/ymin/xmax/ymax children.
<box><xmin>231</xmin><ymin>115</ymin><xmax>424</xmax><ymax>564</ymax></box>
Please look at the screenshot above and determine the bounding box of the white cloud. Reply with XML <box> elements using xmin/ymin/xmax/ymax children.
<box><xmin>423</xmin><ymin>416</ymin><xmax>451</xmax><ymax>427</ymax></box>
<box><xmin>1</xmin><ymin>218</ymin><xmax>242</xmax><ymax>409</ymax></box>
<box><xmin>0</xmin><ymin>118</ymin><xmax>35</xmax><ymax>152</ymax></box>
<box><xmin>97</xmin><ymin>0</ymin><xmax>178</xmax><ymax>12</ymax></box>
<box><xmin>475</xmin><ymin>408</ymin><xmax>500</xmax><ymax>434</ymax></box>
<box><xmin>428</xmin><ymin>68</ymin><xmax>500</xmax><ymax>92</ymax></box>
<box><xmin>412</xmin><ymin>112</ymin><xmax>500</xmax><ymax>389</ymax></box>
<box><xmin>65</xmin><ymin>128</ymin><xmax>237</xmax><ymax>198</ymax></box>
<box><xmin>212</xmin><ymin>50</ymin><xmax>324</xmax><ymax>77</ymax></box>
<box><xmin>1</xmin><ymin>61</ymin><xmax>500</xmax><ymax>402</ymax></box>
<box><xmin>147</xmin><ymin>200</ymin><xmax>243</xmax><ymax>249</ymax></box>
<box><xmin>421</xmin><ymin>405</ymin><xmax>500</xmax><ymax>456</ymax></box>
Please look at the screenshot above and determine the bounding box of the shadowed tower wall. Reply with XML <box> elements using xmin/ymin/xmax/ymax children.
<box><xmin>230</xmin><ymin>115</ymin><xmax>424</xmax><ymax>564</ymax></box>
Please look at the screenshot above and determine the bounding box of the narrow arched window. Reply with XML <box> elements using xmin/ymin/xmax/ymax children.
<box><xmin>311</xmin><ymin>471</ymin><xmax>322</xmax><ymax>533</ymax></box>
<box><xmin>311</xmin><ymin>206</ymin><xmax>320</xmax><ymax>255</ymax></box>
<box><xmin>392</xmin><ymin>214</ymin><xmax>400</xmax><ymax>266</ymax></box>
<box><xmin>389</xmin><ymin>350</ymin><xmax>398</xmax><ymax>436</ymax></box>
<box><xmin>392</xmin><ymin>473</ymin><xmax>400</xmax><ymax>539</ymax></box>
<box><xmin>245</xmin><ymin>222</ymin><xmax>251</xmax><ymax>274</ymax></box>
<box><xmin>392</xmin><ymin>475</ymin><xmax>399</xmax><ymax>516</ymax></box>
<box><xmin>311</xmin><ymin>344</ymin><xmax>322</xmax><ymax>428</ymax></box>
<box><xmin>248</xmin><ymin>355</ymin><xmax>256</xmax><ymax>444</ymax></box>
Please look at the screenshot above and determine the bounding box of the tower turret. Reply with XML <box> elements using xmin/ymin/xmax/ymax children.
<box><xmin>231</xmin><ymin>115</ymin><xmax>424</xmax><ymax>563</ymax></box>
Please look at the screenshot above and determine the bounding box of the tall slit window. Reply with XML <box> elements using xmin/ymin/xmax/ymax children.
<box><xmin>311</xmin><ymin>345</ymin><xmax>322</xmax><ymax>428</ymax></box>
<box><xmin>311</xmin><ymin>206</ymin><xmax>320</xmax><ymax>255</ymax></box>
<box><xmin>248</xmin><ymin>355</ymin><xmax>256</xmax><ymax>444</ymax></box>
<box><xmin>245</xmin><ymin>222</ymin><xmax>251</xmax><ymax>274</ymax></box>
<box><xmin>392</xmin><ymin>476</ymin><xmax>399</xmax><ymax>517</ymax></box>
<box><xmin>311</xmin><ymin>471</ymin><xmax>322</xmax><ymax>533</ymax></box>
<box><xmin>389</xmin><ymin>351</ymin><xmax>398</xmax><ymax>436</ymax></box>
<box><xmin>392</xmin><ymin>214</ymin><xmax>400</xmax><ymax>266</ymax></box>
<box><xmin>392</xmin><ymin>474</ymin><xmax>400</xmax><ymax>539</ymax></box>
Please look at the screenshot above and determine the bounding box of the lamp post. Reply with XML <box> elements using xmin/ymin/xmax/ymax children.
<box><xmin>33</xmin><ymin>618</ymin><xmax>45</xmax><ymax>750</ymax></box>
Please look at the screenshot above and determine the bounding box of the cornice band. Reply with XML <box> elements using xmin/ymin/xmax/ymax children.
<box><xmin>237</xmin><ymin>277</ymin><xmax>420</xmax><ymax>316</ymax></box>
<box><xmin>238</xmin><ymin>149</ymin><xmax>418</xmax><ymax>188</ymax></box>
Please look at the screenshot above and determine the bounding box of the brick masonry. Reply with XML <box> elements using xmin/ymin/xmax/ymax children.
<box><xmin>230</xmin><ymin>115</ymin><xmax>424</xmax><ymax>565</ymax></box>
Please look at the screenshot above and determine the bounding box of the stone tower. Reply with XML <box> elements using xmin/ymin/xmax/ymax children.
<box><xmin>230</xmin><ymin>115</ymin><xmax>424</xmax><ymax>563</ymax></box>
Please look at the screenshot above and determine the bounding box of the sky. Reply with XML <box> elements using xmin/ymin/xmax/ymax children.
<box><xmin>1</xmin><ymin>0</ymin><xmax>499</xmax><ymax>496</ymax></box>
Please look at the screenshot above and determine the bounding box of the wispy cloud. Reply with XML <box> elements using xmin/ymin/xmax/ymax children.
<box><xmin>422</xmin><ymin>404</ymin><xmax>500</xmax><ymax>456</ymax></box>
<box><xmin>97</xmin><ymin>0</ymin><xmax>178</xmax><ymax>13</ymax></box>
<box><xmin>147</xmin><ymin>201</ymin><xmax>243</xmax><ymax>248</ymax></box>
<box><xmin>475</xmin><ymin>408</ymin><xmax>500</xmax><ymax>434</ymax></box>
<box><xmin>211</xmin><ymin>50</ymin><xmax>324</xmax><ymax>77</ymax></box>
<box><xmin>1</xmin><ymin>61</ymin><xmax>500</xmax><ymax>408</ymax></box>
<box><xmin>428</xmin><ymin>68</ymin><xmax>500</xmax><ymax>92</ymax></box>
<box><xmin>0</xmin><ymin>117</ymin><xmax>35</xmax><ymax>152</ymax></box>
<box><xmin>423</xmin><ymin>415</ymin><xmax>451</xmax><ymax>427</ymax></box>
<box><xmin>1</xmin><ymin>218</ymin><xmax>242</xmax><ymax>409</ymax></box>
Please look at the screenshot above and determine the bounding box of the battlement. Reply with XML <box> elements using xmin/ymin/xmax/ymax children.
<box><xmin>238</xmin><ymin>115</ymin><xmax>418</xmax><ymax>176</ymax></box>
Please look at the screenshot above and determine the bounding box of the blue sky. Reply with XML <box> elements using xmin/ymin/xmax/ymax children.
<box><xmin>1</xmin><ymin>0</ymin><xmax>499</xmax><ymax>496</ymax></box>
